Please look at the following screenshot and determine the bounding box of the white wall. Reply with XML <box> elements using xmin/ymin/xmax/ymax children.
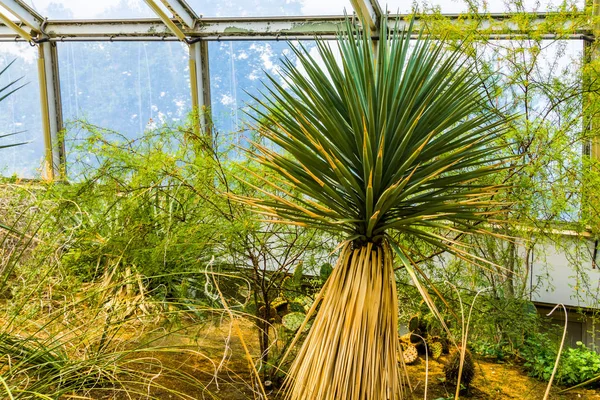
<box><xmin>529</xmin><ymin>237</ymin><xmax>599</xmax><ymax>309</ymax></box>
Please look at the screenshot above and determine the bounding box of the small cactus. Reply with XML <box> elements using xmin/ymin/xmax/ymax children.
<box><xmin>282</xmin><ymin>312</ymin><xmax>306</xmax><ymax>332</ymax></box>
<box><xmin>408</xmin><ymin>315</ymin><xmax>420</xmax><ymax>332</ymax></box>
<box><xmin>288</xmin><ymin>301</ymin><xmax>305</xmax><ymax>312</ymax></box>
<box><xmin>429</xmin><ymin>335</ymin><xmax>441</xmax><ymax>343</ymax></box>
<box><xmin>444</xmin><ymin>347</ymin><xmax>475</xmax><ymax>390</ymax></box>
<box><xmin>402</xmin><ymin>344</ymin><xmax>419</xmax><ymax>365</ymax></box>
<box><xmin>271</xmin><ymin>297</ymin><xmax>287</xmax><ymax>310</ymax></box>
<box><xmin>430</xmin><ymin>341</ymin><xmax>443</xmax><ymax>360</ymax></box>
<box><xmin>292</xmin><ymin>296</ymin><xmax>313</xmax><ymax>312</ymax></box>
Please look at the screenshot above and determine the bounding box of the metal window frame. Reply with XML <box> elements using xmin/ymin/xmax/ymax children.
<box><xmin>188</xmin><ymin>40</ymin><xmax>211</xmax><ymax>132</ymax></box>
<box><xmin>350</xmin><ymin>0</ymin><xmax>382</xmax><ymax>31</ymax></box>
<box><xmin>0</xmin><ymin>0</ymin><xmax>64</xmax><ymax>179</ymax></box>
<box><xmin>0</xmin><ymin>13</ymin><xmax>589</xmax><ymax>41</ymax></box>
<box><xmin>143</xmin><ymin>0</ymin><xmax>187</xmax><ymax>40</ymax></box>
<box><xmin>160</xmin><ymin>0</ymin><xmax>197</xmax><ymax>29</ymax></box>
<box><xmin>0</xmin><ymin>0</ymin><xmax>43</xmax><ymax>32</ymax></box>
<box><xmin>37</xmin><ymin>41</ymin><xmax>64</xmax><ymax>179</ymax></box>
<box><xmin>144</xmin><ymin>0</ymin><xmax>210</xmax><ymax>134</ymax></box>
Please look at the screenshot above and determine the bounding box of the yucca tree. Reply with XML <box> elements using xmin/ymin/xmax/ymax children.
<box><xmin>235</xmin><ymin>18</ymin><xmax>512</xmax><ymax>400</ymax></box>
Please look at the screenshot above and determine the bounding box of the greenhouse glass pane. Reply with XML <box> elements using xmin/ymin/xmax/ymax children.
<box><xmin>210</xmin><ymin>37</ymin><xmax>584</xmax><ymax>223</ymax></box>
<box><xmin>380</xmin><ymin>0</ymin><xmax>584</xmax><ymax>14</ymax></box>
<box><xmin>0</xmin><ymin>5</ymin><xmax>19</xmax><ymax>21</ymax></box>
<box><xmin>209</xmin><ymin>40</ymin><xmax>319</xmax><ymax>143</ymax></box>
<box><xmin>476</xmin><ymin>39</ymin><xmax>584</xmax><ymax>222</ymax></box>
<box><xmin>58</xmin><ymin>41</ymin><xmax>191</xmax><ymax>174</ymax></box>
<box><xmin>0</xmin><ymin>44</ymin><xmax>44</xmax><ymax>178</ymax></box>
<box><xmin>22</xmin><ymin>0</ymin><xmax>171</xmax><ymax>19</ymax></box>
<box><xmin>188</xmin><ymin>0</ymin><xmax>353</xmax><ymax>17</ymax></box>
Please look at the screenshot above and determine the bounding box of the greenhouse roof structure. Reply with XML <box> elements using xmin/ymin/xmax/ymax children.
<box><xmin>0</xmin><ymin>0</ymin><xmax>596</xmax><ymax>181</ymax></box>
<box><xmin>0</xmin><ymin>0</ymin><xmax>591</xmax><ymax>41</ymax></box>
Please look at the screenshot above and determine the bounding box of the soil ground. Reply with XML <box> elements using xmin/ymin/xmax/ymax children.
<box><xmin>93</xmin><ymin>319</ymin><xmax>600</xmax><ymax>399</ymax></box>
<box><xmin>405</xmin><ymin>355</ymin><xmax>600</xmax><ymax>399</ymax></box>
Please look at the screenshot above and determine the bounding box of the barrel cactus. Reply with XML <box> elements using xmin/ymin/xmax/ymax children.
<box><xmin>430</xmin><ymin>341</ymin><xmax>443</xmax><ymax>360</ymax></box>
<box><xmin>444</xmin><ymin>347</ymin><xmax>475</xmax><ymax>389</ymax></box>
<box><xmin>282</xmin><ymin>312</ymin><xmax>306</xmax><ymax>332</ymax></box>
<box><xmin>408</xmin><ymin>315</ymin><xmax>420</xmax><ymax>332</ymax></box>
<box><xmin>400</xmin><ymin>343</ymin><xmax>419</xmax><ymax>365</ymax></box>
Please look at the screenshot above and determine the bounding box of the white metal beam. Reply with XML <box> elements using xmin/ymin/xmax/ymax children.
<box><xmin>37</xmin><ymin>43</ymin><xmax>54</xmax><ymax>179</ymax></box>
<box><xmin>0</xmin><ymin>17</ymin><xmax>344</xmax><ymax>40</ymax></box>
<box><xmin>189</xmin><ymin>41</ymin><xmax>211</xmax><ymax>133</ymax></box>
<box><xmin>160</xmin><ymin>0</ymin><xmax>197</xmax><ymax>29</ymax></box>
<box><xmin>350</xmin><ymin>0</ymin><xmax>383</xmax><ymax>31</ymax></box>
<box><xmin>143</xmin><ymin>0</ymin><xmax>187</xmax><ymax>40</ymax></box>
<box><xmin>0</xmin><ymin>10</ymin><xmax>32</xmax><ymax>40</ymax></box>
<box><xmin>35</xmin><ymin>17</ymin><xmax>346</xmax><ymax>39</ymax></box>
<box><xmin>0</xmin><ymin>0</ymin><xmax>42</xmax><ymax>31</ymax></box>
<box><xmin>34</xmin><ymin>19</ymin><xmax>173</xmax><ymax>38</ymax></box>
<box><xmin>0</xmin><ymin>14</ymin><xmax>591</xmax><ymax>41</ymax></box>
<box><xmin>195</xmin><ymin>17</ymin><xmax>347</xmax><ymax>38</ymax></box>
<box><xmin>42</xmin><ymin>42</ymin><xmax>64</xmax><ymax>177</ymax></box>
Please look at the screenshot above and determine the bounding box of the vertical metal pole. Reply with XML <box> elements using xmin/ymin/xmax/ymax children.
<box><xmin>591</xmin><ymin>0</ymin><xmax>600</xmax><ymax>160</ymax></box>
<box><xmin>189</xmin><ymin>40</ymin><xmax>211</xmax><ymax>135</ymax></box>
<box><xmin>189</xmin><ymin>45</ymin><xmax>199</xmax><ymax>111</ymax></box>
<box><xmin>372</xmin><ymin>28</ymin><xmax>379</xmax><ymax>62</ymax></box>
<box><xmin>37</xmin><ymin>43</ymin><xmax>53</xmax><ymax>180</ymax></box>
<box><xmin>582</xmin><ymin>0</ymin><xmax>599</xmax><ymax>236</ymax></box>
<box><xmin>45</xmin><ymin>42</ymin><xmax>64</xmax><ymax>177</ymax></box>
<box><xmin>200</xmin><ymin>41</ymin><xmax>211</xmax><ymax>115</ymax></box>
<box><xmin>37</xmin><ymin>41</ymin><xmax>64</xmax><ymax>180</ymax></box>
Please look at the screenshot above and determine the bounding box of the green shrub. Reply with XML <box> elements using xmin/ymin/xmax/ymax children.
<box><xmin>522</xmin><ymin>333</ymin><xmax>600</xmax><ymax>386</ymax></box>
<box><xmin>560</xmin><ymin>343</ymin><xmax>600</xmax><ymax>385</ymax></box>
<box><xmin>54</xmin><ymin>122</ymin><xmax>220</xmax><ymax>288</ymax></box>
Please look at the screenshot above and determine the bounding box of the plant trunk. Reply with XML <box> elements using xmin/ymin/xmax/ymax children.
<box><xmin>284</xmin><ymin>241</ymin><xmax>405</xmax><ymax>399</ymax></box>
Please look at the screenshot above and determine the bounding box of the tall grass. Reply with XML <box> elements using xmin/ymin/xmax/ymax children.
<box><xmin>0</xmin><ymin>182</ymin><xmax>259</xmax><ymax>399</ymax></box>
